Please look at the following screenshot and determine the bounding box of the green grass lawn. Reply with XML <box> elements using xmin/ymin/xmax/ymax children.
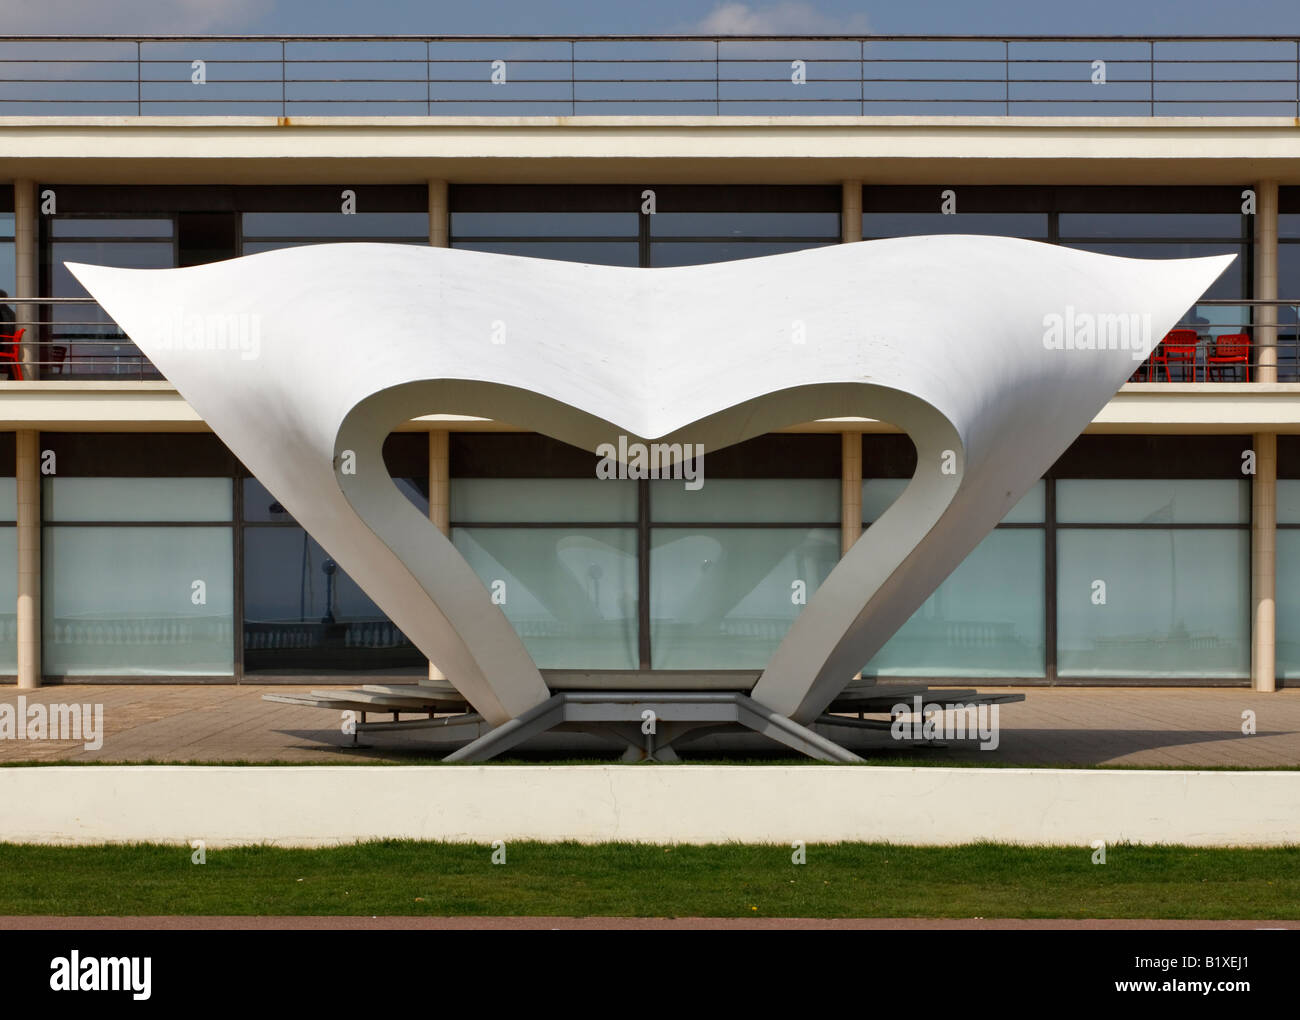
<box><xmin>0</xmin><ymin>841</ymin><xmax>1296</xmax><ymax>918</ymax></box>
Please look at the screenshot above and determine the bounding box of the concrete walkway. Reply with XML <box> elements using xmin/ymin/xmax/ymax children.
<box><xmin>0</xmin><ymin>684</ymin><xmax>1296</xmax><ymax>766</ymax></box>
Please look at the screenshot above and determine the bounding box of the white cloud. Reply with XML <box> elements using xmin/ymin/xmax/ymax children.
<box><xmin>0</xmin><ymin>0</ymin><xmax>271</xmax><ymax>33</ymax></box>
<box><xmin>693</xmin><ymin>2</ymin><xmax>871</xmax><ymax>35</ymax></box>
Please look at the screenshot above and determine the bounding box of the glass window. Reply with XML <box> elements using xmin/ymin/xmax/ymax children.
<box><xmin>0</xmin><ymin>477</ymin><xmax>14</xmax><ymax>522</ymax></box>
<box><xmin>243</xmin><ymin>476</ymin><xmax>426</xmax><ymax>522</ymax></box>
<box><xmin>241</xmin><ymin>211</ymin><xmax>428</xmax><ymax>238</ymax></box>
<box><xmin>653</xmin><ymin>478</ymin><xmax>839</xmax><ymax>524</ymax></box>
<box><xmin>452</xmin><ymin>478</ymin><xmax>636</xmax><ymax>523</ymax></box>
<box><xmin>44</xmin><ymin>526</ymin><xmax>234</xmax><ymax>676</ymax></box>
<box><xmin>863</xmin><ymin>478</ymin><xmax>1044</xmax><ymax>523</ymax></box>
<box><xmin>49</xmin><ymin>232</ymin><xmax>175</xmax><ymax>378</ymax></box>
<box><xmin>242</xmin><ymin>526</ymin><xmax>423</xmax><ymax>673</ymax></box>
<box><xmin>649</xmin><ymin>527</ymin><xmax>839</xmax><ymax>669</ymax></box>
<box><xmin>1278</xmin><ymin>479</ymin><xmax>1300</xmax><ymax>523</ymax></box>
<box><xmin>863</xmin><ymin>529</ymin><xmax>1045</xmax><ymax>678</ymax></box>
<box><xmin>450</xmin><ymin>240</ymin><xmax>639</xmax><ymax>266</ymax></box>
<box><xmin>1279</xmin><ymin>213</ymin><xmax>1300</xmax><ymax>240</ymax></box>
<box><xmin>0</xmin><ymin>211</ymin><xmax>15</xmax><ymax>298</ymax></box>
<box><xmin>862</xmin><ymin>212</ymin><xmax>1048</xmax><ymax>239</ymax></box>
<box><xmin>1056</xmin><ymin>479</ymin><xmax>1248</xmax><ymax>524</ymax></box>
<box><xmin>1057</xmin><ymin>213</ymin><xmax>1244</xmax><ymax>239</ymax></box>
<box><xmin>1273</xmin><ymin>530</ymin><xmax>1300</xmax><ymax>678</ymax></box>
<box><xmin>1061</xmin><ymin>242</ymin><xmax>1245</xmax><ymax>300</ymax></box>
<box><xmin>52</xmin><ymin>219</ymin><xmax>173</xmax><ymax>238</ymax></box>
<box><xmin>45</xmin><ymin>477</ymin><xmax>231</xmax><ymax>522</ymax></box>
<box><xmin>650</xmin><ymin>211</ymin><xmax>839</xmax><ymax>237</ymax></box>
<box><xmin>453</xmin><ymin>527</ymin><xmax>638</xmax><ymax>669</ymax></box>
<box><xmin>0</xmin><ymin>527</ymin><xmax>16</xmax><ymax>673</ymax></box>
<box><xmin>651</xmin><ymin>241</ymin><xmax>834</xmax><ymax>267</ymax></box>
<box><xmin>452</xmin><ymin>211</ymin><xmax>638</xmax><ymax>237</ymax></box>
<box><xmin>1056</xmin><ymin>529</ymin><xmax>1249</xmax><ymax>678</ymax></box>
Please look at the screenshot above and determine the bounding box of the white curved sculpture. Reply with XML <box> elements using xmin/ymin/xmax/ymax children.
<box><xmin>70</xmin><ymin>237</ymin><xmax>1231</xmax><ymax>755</ymax></box>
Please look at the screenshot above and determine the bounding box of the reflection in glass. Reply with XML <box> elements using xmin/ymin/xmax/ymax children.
<box><xmin>650</xmin><ymin>211</ymin><xmax>839</xmax><ymax>237</ymax></box>
<box><xmin>1056</xmin><ymin>529</ymin><xmax>1249</xmax><ymax>678</ymax></box>
<box><xmin>1273</xmin><ymin>530</ymin><xmax>1300</xmax><ymax>678</ymax></box>
<box><xmin>862</xmin><ymin>478</ymin><xmax>1044</xmax><ymax>523</ymax></box>
<box><xmin>1056</xmin><ymin>479</ymin><xmax>1248</xmax><ymax>525</ymax></box>
<box><xmin>453</xmin><ymin>478</ymin><xmax>636</xmax><ymax>523</ymax></box>
<box><xmin>243</xmin><ymin>526</ymin><xmax>423</xmax><ymax>672</ymax></box>
<box><xmin>653</xmin><ymin>478</ymin><xmax>839</xmax><ymax>524</ymax></box>
<box><xmin>1057</xmin><ymin>213</ymin><xmax>1243</xmax><ymax>239</ymax></box>
<box><xmin>451</xmin><ymin>211</ymin><xmax>639</xmax><ymax>236</ymax></box>
<box><xmin>52</xmin><ymin>219</ymin><xmax>173</xmax><ymax>238</ymax></box>
<box><xmin>451</xmin><ymin>240</ymin><xmax>639</xmax><ymax>266</ymax></box>
<box><xmin>1</xmin><ymin>212</ymin><xmax>16</xmax><ymax>296</ymax></box>
<box><xmin>862</xmin><ymin>212</ymin><xmax>1048</xmax><ymax>238</ymax></box>
<box><xmin>50</xmin><ymin>238</ymin><xmax>174</xmax><ymax>377</ymax></box>
<box><xmin>650</xmin><ymin>241</ymin><xmax>832</xmax><ymax>266</ymax></box>
<box><xmin>454</xmin><ymin>527</ymin><xmax>638</xmax><ymax>668</ymax></box>
<box><xmin>0</xmin><ymin>528</ymin><xmax>15</xmax><ymax>672</ymax></box>
<box><xmin>44</xmin><ymin>527</ymin><xmax>234</xmax><ymax>676</ymax></box>
<box><xmin>1063</xmin><ymin>242</ymin><xmax>1245</xmax><ymax>299</ymax></box>
<box><xmin>864</xmin><ymin>529</ymin><xmax>1045</xmax><ymax>678</ymax></box>
<box><xmin>650</xmin><ymin>527</ymin><xmax>839</xmax><ymax>669</ymax></box>
<box><xmin>243</xmin><ymin>476</ymin><xmax>426</xmax><ymax>522</ymax></box>
<box><xmin>45</xmin><ymin>477</ymin><xmax>231</xmax><ymax>522</ymax></box>
<box><xmin>242</xmin><ymin>211</ymin><xmax>428</xmax><ymax>238</ymax></box>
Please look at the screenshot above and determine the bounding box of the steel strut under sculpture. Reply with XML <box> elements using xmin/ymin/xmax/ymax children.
<box><xmin>70</xmin><ymin>237</ymin><xmax>1232</xmax><ymax>761</ymax></box>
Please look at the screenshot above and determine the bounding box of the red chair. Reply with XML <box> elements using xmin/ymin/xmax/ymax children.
<box><xmin>0</xmin><ymin>328</ymin><xmax>24</xmax><ymax>382</ymax></box>
<box><xmin>1147</xmin><ymin>328</ymin><xmax>1199</xmax><ymax>382</ymax></box>
<box><xmin>1205</xmin><ymin>332</ymin><xmax>1251</xmax><ymax>382</ymax></box>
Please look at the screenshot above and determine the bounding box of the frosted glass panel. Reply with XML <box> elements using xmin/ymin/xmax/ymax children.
<box><xmin>650</xmin><ymin>527</ymin><xmax>839</xmax><ymax>669</ymax></box>
<box><xmin>862</xmin><ymin>478</ymin><xmax>906</xmax><ymax>522</ymax></box>
<box><xmin>45</xmin><ymin>478</ymin><xmax>232</xmax><ymax>522</ymax></box>
<box><xmin>44</xmin><ymin>527</ymin><xmax>234</xmax><ymax>676</ymax></box>
<box><xmin>1057</xmin><ymin>529</ymin><xmax>1249</xmax><ymax>678</ymax></box>
<box><xmin>864</xmin><ymin>479</ymin><xmax>1044</xmax><ymax>523</ymax></box>
<box><xmin>453</xmin><ymin>528</ymin><xmax>638</xmax><ymax>668</ymax></box>
<box><xmin>863</xmin><ymin>530</ymin><xmax>1045</xmax><ymax>678</ymax></box>
<box><xmin>451</xmin><ymin>478</ymin><xmax>636</xmax><ymax>523</ymax></box>
<box><xmin>0</xmin><ymin>478</ymin><xmax>14</xmax><ymax>521</ymax></box>
<box><xmin>1278</xmin><ymin>480</ymin><xmax>1300</xmax><ymax>524</ymax></box>
<box><xmin>1273</xmin><ymin>530</ymin><xmax>1300</xmax><ymax>678</ymax></box>
<box><xmin>0</xmin><ymin>527</ymin><xmax>15</xmax><ymax>672</ymax></box>
<box><xmin>653</xmin><ymin>478</ymin><xmax>839</xmax><ymax>523</ymax></box>
<box><xmin>1057</xmin><ymin>479</ymin><xmax>1248</xmax><ymax>524</ymax></box>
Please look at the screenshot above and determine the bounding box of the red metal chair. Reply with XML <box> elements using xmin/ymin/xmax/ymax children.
<box><xmin>0</xmin><ymin>328</ymin><xmax>24</xmax><ymax>382</ymax></box>
<box><xmin>1147</xmin><ymin>328</ymin><xmax>1199</xmax><ymax>382</ymax></box>
<box><xmin>1205</xmin><ymin>332</ymin><xmax>1251</xmax><ymax>382</ymax></box>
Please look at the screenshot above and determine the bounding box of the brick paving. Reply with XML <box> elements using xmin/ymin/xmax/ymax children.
<box><xmin>0</xmin><ymin>683</ymin><xmax>1296</xmax><ymax>766</ymax></box>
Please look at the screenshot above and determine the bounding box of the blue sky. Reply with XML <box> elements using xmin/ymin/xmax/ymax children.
<box><xmin>2</xmin><ymin>0</ymin><xmax>1300</xmax><ymax>36</ymax></box>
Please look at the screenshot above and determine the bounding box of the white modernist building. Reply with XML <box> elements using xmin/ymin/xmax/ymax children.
<box><xmin>0</xmin><ymin>34</ymin><xmax>1296</xmax><ymax>759</ymax></box>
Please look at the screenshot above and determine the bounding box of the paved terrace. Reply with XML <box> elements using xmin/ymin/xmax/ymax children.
<box><xmin>0</xmin><ymin>685</ymin><xmax>1295</xmax><ymax>766</ymax></box>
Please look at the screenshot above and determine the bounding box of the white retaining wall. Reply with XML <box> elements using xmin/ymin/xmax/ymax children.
<box><xmin>2</xmin><ymin>765</ymin><xmax>1297</xmax><ymax>847</ymax></box>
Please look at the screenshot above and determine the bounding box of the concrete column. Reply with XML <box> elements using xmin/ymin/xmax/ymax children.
<box><xmin>841</xmin><ymin>432</ymin><xmax>862</xmax><ymax>556</ymax></box>
<box><xmin>15</xmin><ymin>431</ymin><xmax>40</xmax><ymax>688</ymax></box>
<box><xmin>1252</xmin><ymin>432</ymin><xmax>1277</xmax><ymax>692</ymax></box>
<box><xmin>1254</xmin><ymin>181</ymin><xmax>1278</xmax><ymax>384</ymax></box>
<box><xmin>841</xmin><ymin>180</ymin><xmax>862</xmax><ymax>243</ymax></box>
<box><xmin>428</xmin><ymin>179</ymin><xmax>449</xmax><ymax>249</ymax></box>
<box><xmin>13</xmin><ymin>179</ymin><xmax>37</xmax><ymax>378</ymax></box>
<box><xmin>427</xmin><ymin>428</ymin><xmax>450</xmax><ymax>684</ymax></box>
<box><xmin>426</xmin><ymin>181</ymin><xmax>450</xmax><ymax>684</ymax></box>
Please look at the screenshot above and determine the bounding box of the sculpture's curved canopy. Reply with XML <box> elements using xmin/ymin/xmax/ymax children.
<box><xmin>70</xmin><ymin>238</ymin><xmax>1231</xmax><ymax>732</ymax></box>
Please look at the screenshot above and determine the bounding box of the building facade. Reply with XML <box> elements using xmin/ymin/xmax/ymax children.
<box><xmin>1</xmin><ymin>35</ymin><xmax>1299</xmax><ymax>692</ymax></box>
